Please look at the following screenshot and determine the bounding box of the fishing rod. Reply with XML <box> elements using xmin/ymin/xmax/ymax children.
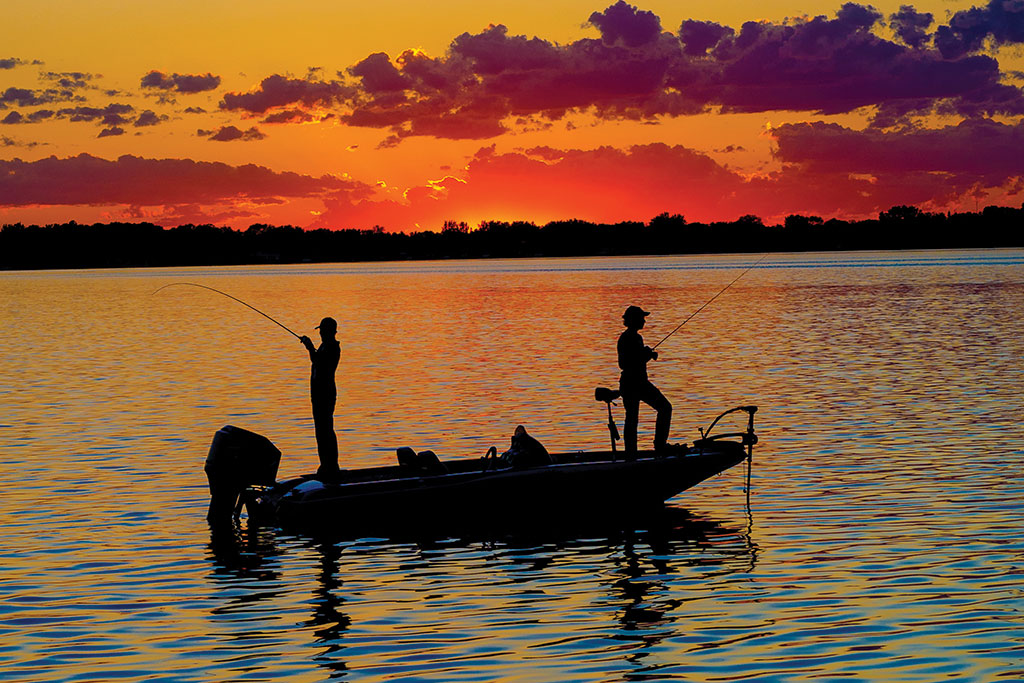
<box><xmin>651</xmin><ymin>253</ymin><xmax>768</xmax><ymax>350</ymax></box>
<box><xmin>152</xmin><ymin>282</ymin><xmax>301</xmax><ymax>339</ymax></box>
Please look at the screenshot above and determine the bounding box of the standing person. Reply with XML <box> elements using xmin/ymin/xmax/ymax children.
<box><xmin>300</xmin><ymin>317</ymin><xmax>341</xmax><ymax>477</ymax></box>
<box><xmin>617</xmin><ymin>305</ymin><xmax>672</xmax><ymax>458</ymax></box>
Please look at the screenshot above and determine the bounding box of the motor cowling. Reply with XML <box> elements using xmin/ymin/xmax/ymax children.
<box><xmin>204</xmin><ymin>425</ymin><xmax>281</xmax><ymax>523</ymax></box>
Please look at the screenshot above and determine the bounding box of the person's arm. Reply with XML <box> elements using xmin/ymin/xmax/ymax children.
<box><xmin>300</xmin><ymin>335</ymin><xmax>316</xmax><ymax>361</ymax></box>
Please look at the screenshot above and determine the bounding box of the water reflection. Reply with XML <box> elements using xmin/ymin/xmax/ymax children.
<box><xmin>4</xmin><ymin>252</ymin><xmax>1021</xmax><ymax>682</ymax></box>
<box><xmin>203</xmin><ymin>506</ymin><xmax>756</xmax><ymax>681</ymax></box>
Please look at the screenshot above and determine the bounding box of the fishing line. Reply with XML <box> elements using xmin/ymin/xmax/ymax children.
<box><xmin>651</xmin><ymin>253</ymin><xmax>769</xmax><ymax>350</ymax></box>
<box><xmin>152</xmin><ymin>282</ymin><xmax>301</xmax><ymax>339</ymax></box>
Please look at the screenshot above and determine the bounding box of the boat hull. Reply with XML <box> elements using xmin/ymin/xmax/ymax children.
<box><xmin>246</xmin><ymin>443</ymin><xmax>749</xmax><ymax>531</ymax></box>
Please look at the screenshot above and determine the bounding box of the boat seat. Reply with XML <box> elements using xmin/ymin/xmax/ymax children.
<box><xmin>396</xmin><ymin>447</ymin><xmax>449</xmax><ymax>475</ymax></box>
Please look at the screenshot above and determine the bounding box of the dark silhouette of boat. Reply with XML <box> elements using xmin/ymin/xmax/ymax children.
<box><xmin>204</xmin><ymin>392</ymin><xmax>758</xmax><ymax>531</ymax></box>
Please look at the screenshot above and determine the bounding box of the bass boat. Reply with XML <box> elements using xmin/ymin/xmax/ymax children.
<box><xmin>204</xmin><ymin>389</ymin><xmax>758</xmax><ymax>530</ymax></box>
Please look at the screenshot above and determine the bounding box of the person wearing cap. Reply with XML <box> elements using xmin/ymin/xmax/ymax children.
<box><xmin>300</xmin><ymin>317</ymin><xmax>341</xmax><ymax>477</ymax></box>
<box><xmin>618</xmin><ymin>305</ymin><xmax>672</xmax><ymax>458</ymax></box>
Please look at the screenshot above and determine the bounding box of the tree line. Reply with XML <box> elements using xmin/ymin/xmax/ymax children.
<box><xmin>1</xmin><ymin>204</ymin><xmax>1021</xmax><ymax>270</ymax></box>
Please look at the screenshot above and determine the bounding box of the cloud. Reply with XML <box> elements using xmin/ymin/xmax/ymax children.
<box><xmin>936</xmin><ymin>0</ymin><xmax>1024</xmax><ymax>59</ymax></box>
<box><xmin>98</xmin><ymin>126</ymin><xmax>125</xmax><ymax>138</ymax></box>
<box><xmin>328</xmin><ymin>2</ymin><xmax>1024</xmax><ymax>143</ymax></box>
<box><xmin>41</xmin><ymin>71</ymin><xmax>96</xmax><ymax>89</ymax></box>
<box><xmin>0</xmin><ymin>153</ymin><xmax>371</xmax><ymax>208</ymax></box>
<box><xmin>1</xmin><ymin>134</ymin><xmax>43</xmax><ymax>148</ymax></box>
<box><xmin>0</xmin><ymin>57</ymin><xmax>28</xmax><ymax>70</ymax></box>
<box><xmin>133</xmin><ymin>110</ymin><xmax>165</xmax><ymax>127</ymax></box>
<box><xmin>55</xmin><ymin>103</ymin><xmax>135</xmax><ymax>126</ymax></box>
<box><xmin>588</xmin><ymin>0</ymin><xmax>663</xmax><ymax>47</ymax></box>
<box><xmin>220</xmin><ymin>74</ymin><xmax>351</xmax><ymax>114</ymax></box>
<box><xmin>670</xmin><ymin>5</ymin><xmax>1024</xmax><ymax>120</ymax></box>
<box><xmin>679</xmin><ymin>20</ymin><xmax>735</xmax><ymax>56</ymax></box>
<box><xmin>1</xmin><ymin>86</ymin><xmax>82</xmax><ymax>108</ymax></box>
<box><xmin>261</xmin><ymin>109</ymin><xmax>316</xmax><ymax>124</ymax></box>
<box><xmin>0</xmin><ymin>72</ymin><xmax>99</xmax><ymax>111</ymax></box>
<box><xmin>889</xmin><ymin>6</ymin><xmax>934</xmax><ymax>48</ymax></box>
<box><xmin>198</xmin><ymin>125</ymin><xmax>267</xmax><ymax>142</ymax></box>
<box><xmin>772</xmin><ymin>117</ymin><xmax>1024</xmax><ymax>184</ymax></box>
<box><xmin>140</xmin><ymin>70</ymin><xmax>221</xmax><ymax>94</ymax></box>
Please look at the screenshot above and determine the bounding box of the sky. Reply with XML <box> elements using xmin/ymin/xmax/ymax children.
<box><xmin>2</xmin><ymin>0</ymin><xmax>1023</xmax><ymax>231</ymax></box>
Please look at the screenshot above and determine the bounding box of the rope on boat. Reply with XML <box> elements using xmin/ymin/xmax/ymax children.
<box><xmin>652</xmin><ymin>253</ymin><xmax>769</xmax><ymax>350</ymax></box>
<box><xmin>152</xmin><ymin>282</ymin><xmax>301</xmax><ymax>339</ymax></box>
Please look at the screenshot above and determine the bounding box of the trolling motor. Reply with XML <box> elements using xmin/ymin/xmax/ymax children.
<box><xmin>594</xmin><ymin>387</ymin><xmax>622</xmax><ymax>459</ymax></box>
<box><xmin>694</xmin><ymin>405</ymin><xmax>759</xmax><ymax>453</ymax></box>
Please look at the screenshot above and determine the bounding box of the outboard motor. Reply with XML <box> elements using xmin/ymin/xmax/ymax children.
<box><xmin>204</xmin><ymin>425</ymin><xmax>281</xmax><ymax>523</ymax></box>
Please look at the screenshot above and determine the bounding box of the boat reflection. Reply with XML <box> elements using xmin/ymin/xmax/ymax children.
<box><xmin>204</xmin><ymin>505</ymin><xmax>757</xmax><ymax>680</ymax></box>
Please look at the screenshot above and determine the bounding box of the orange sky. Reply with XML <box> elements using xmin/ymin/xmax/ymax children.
<box><xmin>2</xmin><ymin>0</ymin><xmax>1023</xmax><ymax>230</ymax></box>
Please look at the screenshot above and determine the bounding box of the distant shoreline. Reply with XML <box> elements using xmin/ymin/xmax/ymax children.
<box><xmin>2</xmin><ymin>205</ymin><xmax>1022</xmax><ymax>271</ymax></box>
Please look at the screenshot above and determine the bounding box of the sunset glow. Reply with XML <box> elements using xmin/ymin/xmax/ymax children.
<box><xmin>3</xmin><ymin>0</ymin><xmax>1023</xmax><ymax>230</ymax></box>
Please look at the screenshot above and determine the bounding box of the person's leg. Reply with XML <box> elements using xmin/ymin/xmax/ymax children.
<box><xmin>313</xmin><ymin>397</ymin><xmax>339</xmax><ymax>473</ymax></box>
<box><xmin>639</xmin><ymin>382</ymin><xmax>672</xmax><ymax>450</ymax></box>
<box><xmin>620</xmin><ymin>390</ymin><xmax>640</xmax><ymax>459</ymax></box>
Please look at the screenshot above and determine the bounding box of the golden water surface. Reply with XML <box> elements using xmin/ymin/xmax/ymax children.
<box><xmin>1</xmin><ymin>251</ymin><xmax>1022</xmax><ymax>682</ymax></box>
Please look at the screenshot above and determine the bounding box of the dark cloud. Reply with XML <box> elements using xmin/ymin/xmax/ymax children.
<box><xmin>28</xmin><ymin>109</ymin><xmax>55</xmax><ymax>123</ymax></box>
<box><xmin>773</xmin><ymin>118</ymin><xmax>1024</xmax><ymax>184</ymax></box>
<box><xmin>0</xmin><ymin>134</ymin><xmax>43</xmax><ymax>148</ymax></box>
<box><xmin>133</xmin><ymin>110</ymin><xmax>165</xmax><ymax>127</ymax></box>
<box><xmin>0</xmin><ymin>57</ymin><xmax>28</xmax><ymax>70</ymax></box>
<box><xmin>262</xmin><ymin>109</ymin><xmax>316</xmax><ymax>124</ymax></box>
<box><xmin>41</xmin><ymin>71</ymin><xmax>96</xmax><ymax>89</ymax></box>
<box><xmin>182</xmin><ymin>106</ymin><xmax>207</xmax><ymax>114</ymax></box>
<box><xmin>1</xmin><ymin>111</ymin><xmax>23</xmax><ymax>124</ymax></box>
<box><xmin>1</xmin><ymin>84</ymin><xmax>87</xmax><ymax>109</ymax></box>
<box><xmin>220</xmin><ymin>74</ymin><xmax>351</xmax><ymax>114</ymax></box>
<box><xmin>0</xmin><ymin>73</ymin><xmax>96</xmax><ymax>111</ymax></box>
<box><xmin>349</xmin><ymin>53</ymin><xmax>411</xmax><ymax>93</ymax></box>
<box><xmin>140</xmin><ymin>70</ymin><xmax>221</xmax><ymax>94</ymax></box>
<box><xmin>326</xmin><ymin>2</ymin><xmax>1024</xmax><ymax>143</ymax></box>
<box><xmin>0</xmin><ymin>153</ymin><xmax>370</xmax><ymax>207</ymax></box>
<box><xmin>936</xmin><ymin>0</ymin><xmax>1024</xmax><ymax>59</ymax></box>
<box><xmin>200</xmin><ymin>125</ymin><xmax>267</xmax><ymax>142</ymax></box>
<box><xmin>889</xmin><ymin>6</ymin><xmax>933</xmax><ymax>48</ymax></box>
<box><xmin>98</xmin><ymin>126</ymin><xmax>125</xmax><ymax>138</ymax></box>
<box><xmin>679</xmin><ymin>20</ymin><xmax>734</xmax><ymax>56</ymax></box>
<box><xmin>1</xmin><ymin>88</ymin><xmax>43</xmax><ymax>108</ymax></box>
<box><xmin>56</xmin><ymin>103</ymin><xmax>135</xmax><ymax>126</ymax></box>
<box><xmin>588</xmin><ymin>1</ymin><xmax>663</xmax><ymax>47</ymax></box>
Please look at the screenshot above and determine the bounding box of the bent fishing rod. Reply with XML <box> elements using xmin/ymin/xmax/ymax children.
<box><xmin>652</xmin><ymin>253</ymin><xmax>768</xmax><ymax>350</ymax></box>
<box><xmin>152</xmin><ymin>282</ymin><xmax>301</xmax><ymax>339</ymax></box>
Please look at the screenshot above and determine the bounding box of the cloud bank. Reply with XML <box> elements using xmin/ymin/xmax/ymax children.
<box><xmin>213</xmin><ymin>1</ymin><xmax>1024</xmax><ymax>143</ymax></box>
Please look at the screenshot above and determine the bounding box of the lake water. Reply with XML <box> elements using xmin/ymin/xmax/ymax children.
<box><xmin>1</xmin><ymin>250</ymin><xmax>1022</xmax><ymax>682</ymax></box>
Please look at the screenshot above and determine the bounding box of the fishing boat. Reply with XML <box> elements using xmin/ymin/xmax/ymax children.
<box><xmin>204</xmin><ymin>392</ymin><xmax>758</xmax><ymax>531</ymax></box>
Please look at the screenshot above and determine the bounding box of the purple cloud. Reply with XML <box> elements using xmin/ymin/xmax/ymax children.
<box><xmin>889</xmin><ymin>6</ymin><xmax>934</xmax><ymax>48</ymax></box>
<box><xmin>679</xmin><ymin>20</ymin><xmax>734</xmax><ymax>56</ymax></box>
<box><xmin>200</xmin><ymin>125</ymin><xmax>267</xmax><ymax>142</ymax></box>
<box><xmin>936</xmin><ymin>0</ymin><xmax>1024</xmax><ymax>59</ymax></box>
<box><xmin>588</xmin><ymin>0</ymin><xmax>663</xmax><ymax>47</ymax></box>
<box><xmin>0</xmin><ymin>154</ymin><xmax>371</xmax><ymax>207</ymax></box>
<box><xmin>220</xmin><ymin>74</ymin><xmax>351</xmax><ymax>114</ymax></box>
<box><xmin>141</xmin><ymin>70</ymin><xmax>221</xmax><ymax>94</ymax></box>
<box><xmin>133</xmin><ymin>110</ymin><xmax>165</xmax><ymax>127</ymax></box>
<box><xmin>331</xmin><ymin>2</ymin><xmax>1024</xmax><ymax>142</ymax></box>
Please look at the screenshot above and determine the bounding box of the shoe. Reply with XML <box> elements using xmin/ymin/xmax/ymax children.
<box><xmin>654</xmin><ymin>442</ymin><xmax>684</xmax><ymax>456</ymax></box>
